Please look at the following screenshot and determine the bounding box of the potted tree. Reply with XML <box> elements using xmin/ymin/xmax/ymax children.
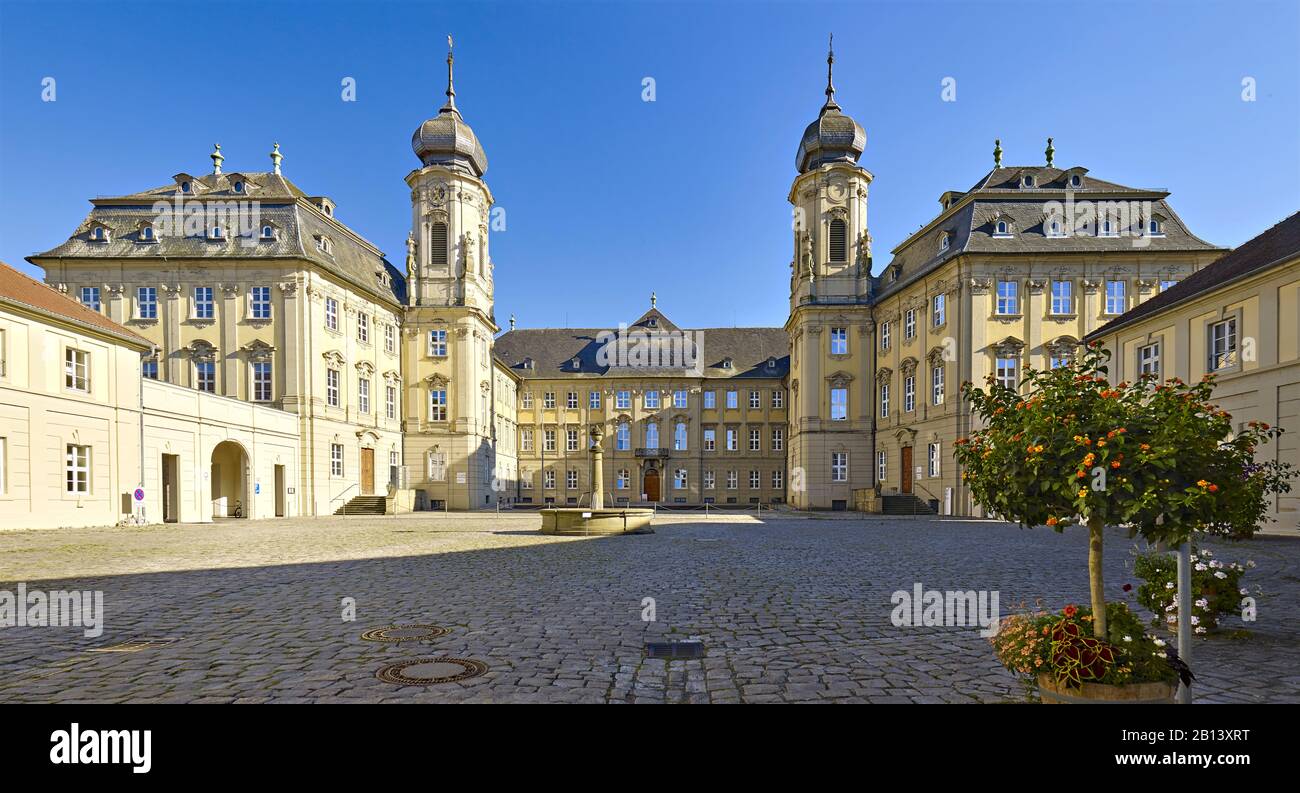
<box><xmin>955</xmin><ymin>342</ymin><xmax>1292</xmax><ymax>702</ymax></box>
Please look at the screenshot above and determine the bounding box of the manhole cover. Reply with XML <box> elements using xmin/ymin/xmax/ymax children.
<box><xmin>360</xmin><ymin>624</ymin><xmax>451</xmax><ymax>643</ymax></box>
<box><xmin>89</xmin><ymin>639</ymin><xmax>178</xmax><ymax>653</ymax></box>
<box><xmin>645</xmin><ymin>640</ymin><xmax>705</xmax><ymax>659</ymax></box>
<box><xmin>376</xmin><ymin>657</ymin><xmax>488</xmax><ymax>686</ymax></box>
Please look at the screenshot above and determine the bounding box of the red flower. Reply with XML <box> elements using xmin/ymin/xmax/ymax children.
<box><xmin>1122</xmin><ymin>583</ymin><xmax>1133</xmax><ymax>592</ymax></box>
<box><xmin>1062</xmin><ymin>604</ymin><xmax>1078</xmax><ymax>618</ymax></box>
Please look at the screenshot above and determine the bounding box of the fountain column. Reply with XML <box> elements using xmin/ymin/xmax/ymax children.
<box><xmin>589</xmin><ymin>424</ymin><xmax>605</xmax><ymax>509</ymax></box>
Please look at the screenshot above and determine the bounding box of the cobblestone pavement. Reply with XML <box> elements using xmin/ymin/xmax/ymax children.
<box><xmin>0</xmin><ymin>512</ymin><xmax>1296</xmax><ymax>703</ymax></box>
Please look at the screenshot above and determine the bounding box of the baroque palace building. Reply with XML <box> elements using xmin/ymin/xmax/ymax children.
<box><xmin>7</xmin><ymin>42</ymin><xmax>1251</xmax><ymax>526</ymax></box>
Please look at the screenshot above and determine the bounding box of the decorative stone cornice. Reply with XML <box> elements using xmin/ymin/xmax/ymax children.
<box><xmin>185</xmin><ymin>340</ymin><xmax>218</xmax><ymax>362</ymax></box>
<box><xmin>969</xmin><ymin>277</ymin><xmax>992</xmax><ymax>295</ymax></box>
<box><xmin>875</xmin><ymin>367</ymin><xmax>893</xmax><ymax>384</ymax></box>
<box><xmin>241</xmin><ymin>339</ymin><xmax>275</xmax><ymax>361</ymax></box>
<box><xmin>322</xmin><ymin>349</ymin><xmax>346</xmax><ymax>367</ymax></box>
<box><xmin>991</xmin><ymin>336</ymin><xmax>1025</xmax><ymax>357</ymax></box>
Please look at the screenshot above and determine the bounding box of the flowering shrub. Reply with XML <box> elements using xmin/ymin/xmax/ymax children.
<box><xmin>955</xmin><ymin>342</ymin><xmax>1293</xmax><ymax>640</ymax></box>
<box><xmin>1133</xmin><ymin>546</ymin><xmax>1254</xmax><ymax>633</ymax></box>
<box><xmin>992</xmin><ymin>601</ymin><xmax>1177</xmax><ymax>688</ymax></box>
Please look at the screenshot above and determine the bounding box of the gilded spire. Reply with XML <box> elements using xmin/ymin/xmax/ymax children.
<box><xmin>270</xmin><ymin>142</ymin><xmax>282</xmax><ymax>175</ymax></box>
<box><xmin>210</xmin><ymin>143</ymin><xmax>224</xmax><ymax>174</ymax></box>
<box><xmin>821</xmin><ymin>34</ymin><xmax>839</xmax><ymax>114</ymax></box>
<box><xmin>443</xmin><ymin>34</ymin><xmax>457</xmax><ymax>112</ymax></box>
<box><xmin>993</xmin><ymin>138</ymin><xmax>1003</xmax><ymax>169</ymax></box>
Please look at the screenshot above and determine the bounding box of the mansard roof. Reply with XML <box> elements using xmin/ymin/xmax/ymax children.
<box><xmin>29</xmin><ymin>170</ymin><xmax>406</xmax><ymax>307</ymax></box>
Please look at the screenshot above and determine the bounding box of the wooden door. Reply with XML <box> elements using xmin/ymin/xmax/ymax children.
<box><xmin>360</xmin><ymin>448</ymin><xmax>375</xmax><ymax>495</ymax></box>
<box><xmin>644</xmin><ymin>468</ymin><xmax>660</xmax><ymax>502</ymax></box>
<box><xmin>900</xmin><ymin>447</ymin><xmax>913</xmax><ymax>494</ymax></box>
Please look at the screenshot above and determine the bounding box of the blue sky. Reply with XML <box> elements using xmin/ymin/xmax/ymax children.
<box><xmin>2</xmin><ymin>0</ymin><xmax>1297</xmax><ymax>329</ymax></box>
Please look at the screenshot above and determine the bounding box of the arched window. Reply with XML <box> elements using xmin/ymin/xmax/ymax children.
<box><xmin>995</xmin><ymin>220</ymin><xmax>1009</xmax><ymax>235</ymax></box>
<box><xmin>828</xmin><ymin>218</ymin><xmax>848</xmax><ymax>262</ymax></box>
<box><xmin>261</xmin><ymin>225</ymin><xmax>275</xmax><ymax>239</ymax></box>
<box><xmin>645</xmin><ymin>421</ymin><xmax>659</xmax><ymax>449</ymax></box>
<box><xmin>91</xmin><ymin>226</ymin><xmax>107</xmax><ymax>241</ymax></box>
<box><xmin>1148</xmin><ymin>218</ymin><xmax>1162</xmax><ymax>235</ymax></box>
<box><xmin>939</xmin><ymin>233</ymin><xmax>950</xmax><ymax>252</ymax></box>
<box><xmin>429</xmin><ymin>222</ymin><xmax>448</xmax><ymax>267</ymax></box>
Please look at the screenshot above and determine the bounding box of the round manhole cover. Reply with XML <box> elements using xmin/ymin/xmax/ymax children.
<box><xmin>360</xmin><ymin>624</ymin><xmax>451</xmax><ymax>643</ymax></box>
<box><xmin>376</xmin><ymin>657</ymin><xmax>488</xmax><ymax>686</ymax></box>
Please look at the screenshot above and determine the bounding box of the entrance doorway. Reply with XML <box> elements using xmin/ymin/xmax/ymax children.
<box><xmin>360</xmin><ymin>448</ymin><xmax>375</xmax><ymax>495</ymax></box>
<box><xmin>643</xmin><ymin>468</ymin><xmax>660</xmax><ymax>502</ymax></box>
<box><xmin>161</xmin><ymin>454</ymin><xmax>180</xmax><ymax>523</ymax></box>
<box><xmin>900</xmin><ymin>447</ymin><xmax>913</xmax><ymax>494</ymax></box>
<box><xmin>274</xmin><ymin>464</ymin><xmax>286</xmax><ymax>517</ymax></box>
<box><xmin>211</xmin><ymin>441</ymin><xmax>249</xmax><ymax>518</ymax></box>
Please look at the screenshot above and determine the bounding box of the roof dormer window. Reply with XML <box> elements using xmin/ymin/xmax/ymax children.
<box><xmin>1047</xmin><ymin>215</ymin><xmax>1066</xmax><ymax>238</ymax></box>
<box><xmin>90</xmin><ymin>225</ymin><xmax>109</xmax><ymax>242</ymax></box>
<box><xmin>1101</xmin><ymin>218</ymin><xmax>1118</xmax><ymax>237</ymax></box>
<box><xmin>138</xmin><ymin>222</ymin><xmax>156</xmax><ymax>243</ymax></box>
<box><xmin>180</xmin><ymin>181</ymin><xmax>192</xmax><ymax>194</ymax></box>
<box><xmin>1147</xmin><ymin>217</ymin><xmax>1165</xmax><ymax>237</ymax></box>
<box><xmin>939</xmin><ymin>232</ymin><xmax>950</xmax><ymax>253</ymax></box>
<box><xmin>721</xmin><ymin>357</ymin><xmax>734</xmax><ymax>369</ymax></box>
<box><xmin>766</xmin><ymin>357</ymin><xmax>777</xmax><ymax>370</ymax></box>
<box><xmin>647</xmin><ymin>317</ymin><xmax>658</xmax><ymax>328</ymax></box>
<box><xmin>570</xmin><ymin>357</ymin><xmax>581</xmax><ymax>370</ymax></box>
<box><xmin>993</xmin><ymin>219</ymin><xmax>1013</xmax><ymax>238</ymax></box>
<box><xmin>1021</xmin><ymin>174</ymin><xmax>1035</xmax><ymax>188</ymax></box>
<box><xmin>316</xmin><ymin>235</ymin><xmax>333</xmax><ymax>254</ymax></box>
<box><xmin>209</xmin><ymin>224</ymin><xmax>224</xmax><ymax>239</ymax></box>
<box><xmin>232</xmin><ymin>180</ymin><xmax>245</xmax><ymax>194</ymax></box>
<box><xmin>1069</xmin><ymin>174</ymin><xmax>1082</xmax><ymax>188</ymax></box>
<box><xmin>261</xmin><ymin>224</ymin><xmax>276</xmax><ymax>240</ymax></box>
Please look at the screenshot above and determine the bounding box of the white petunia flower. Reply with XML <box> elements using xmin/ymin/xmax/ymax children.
<box><xmin>1195</xmin><ymin>626</ymin><xmax>1207</xmax><ymax>634</ymax></box>
<box><xmin>1195</xmin><ymin>563</ymin><xmax>1208</xmax><ymax>571</ymax></box>
<box><xmin>1240</xmin><ymin>588</ymin><xmax>1249</xmax><ymax>596</ymax></box>
<box><xmin>1247</xmin><ymin>560</ymin><xmax>1257</xmax><ymax>568</ymax></box>
<box><xmin>1165</xmin><ymin>582</ymin><xmax>1175</xmax><ymax>590</ymax></box>
<box><xmin>1153</xmin><ymin>638</ymin><xmax>1166</xmax><ymax>647</ymax></box>
<box><xmin>1195</xmin><ymin>598</ymin><xmax>1209</xmax><ymax>608</ymax></box>
<box><xmin>1190</xmin><ymin>615</ymin><xmax>1200</xmax><ymax>625</ymax></box>
<box><xmin>1214</xmin><ymin>571</ymin><xmax>1227</xmax><ymax>579</ymax></box>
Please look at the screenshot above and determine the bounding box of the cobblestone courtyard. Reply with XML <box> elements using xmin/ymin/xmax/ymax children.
<box><xmin>0</xmin><ymin>512</ymin><xmax>1297</xmax><ymax>703</ymax></box>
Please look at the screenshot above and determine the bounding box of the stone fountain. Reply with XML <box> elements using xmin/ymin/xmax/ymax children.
<box><xmin>539</xmin><ymin>424</ymin><xmax>654</xmax><ymax>535</ymax></box>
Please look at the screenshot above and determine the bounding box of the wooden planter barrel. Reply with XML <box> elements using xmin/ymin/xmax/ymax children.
<box><xmin>1037</xmin><ymin>674</ymin><xmax>1176</xmax><ymax>704</ymax></box>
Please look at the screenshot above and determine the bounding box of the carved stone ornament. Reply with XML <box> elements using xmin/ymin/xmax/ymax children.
<box><xmin>241</xmin><ymin>339</ymin><xmax>275</xmax><ymax>362</ymax></box>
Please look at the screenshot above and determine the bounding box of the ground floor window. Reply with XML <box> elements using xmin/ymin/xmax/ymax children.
<box><xmin>831</xmin><ymin>452</ymin><xmax>848</xmax><ymax>482</ymax></box>
<box><xmin>65</xmin><ymin>444</ymin><xmax>90</xmax><ymax>494</ymax></box>
<box><xmin>330</xmin><ymin>444</ymin><xmax>344</xmax><ymax>477</ymax></box>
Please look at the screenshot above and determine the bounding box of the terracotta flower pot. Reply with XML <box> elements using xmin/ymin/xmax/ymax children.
<box><xmin>1037</xmin><ymin>674</ymin><xmax>1176</xmax><ymax>704</ymax></box>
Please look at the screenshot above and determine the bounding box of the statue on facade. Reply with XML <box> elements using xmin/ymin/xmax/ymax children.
<box><xmin>405</xmin><ymin>232</ymin><xmax>417</xmax><ymax>272</ymax></box>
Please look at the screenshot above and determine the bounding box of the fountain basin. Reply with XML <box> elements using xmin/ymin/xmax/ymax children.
<box><xmin>539</xmin><ymin>507</ymin><xmax>655</xmax><ymax>535</ymax></box>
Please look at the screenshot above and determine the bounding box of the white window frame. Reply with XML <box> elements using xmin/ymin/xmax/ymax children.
<box><xmin>830</xmin><ymin>386</ymin><xmax>847</xmax><ymax>420</ymax></box>
<box><xmin>1208</xmin><ymin>318</ymin><xmax>1238</xmax><ymax>371</ymax></box>
<box><xmin>252</xmin><ymin>361</ymin><xmax>272</xmax><ymax>402</ymax></box>
<box><xmin>428</xmin><ymin>329</ymin><xmax>447</xmax><ymax>356</ymax></box>
<box><xmin>1138</xmin><ymin>342</ymin><xmax>1161</xmax><ymax>378</ymax></box>
<box><xmin>928</xmin><ymin>442</ymin><xmax>941</xmax><ymax>478</ymax></box>
<box><xmin>931</xmin><ymin>365</ymin><xmax>944</xmax><ymax>405</ymax></box>
<box><xmin>996</xmin><ymin>280</ymin><xmax>1018</xmax><ymax>315</ymax></box>
<box><xmin>880</xmin><ymin>383</ymin><xmax>890</xmax><ymax>418</ymax></box>
<box><xmin>831</xmin><ymin>452</ymin><xmax>848</xmax><ymax>483</ymax></box>
<box><xmin>932</xmin><ymin>294</ymin><xmax>945</xmax><ymax>327</ymax></box>
<box><xmin>250</xmin><ymin>286</ymin><xmax>272</xmax><ymax>320</ymax></box>
<box><xmin>904</xmin><ymin>375</ymin><xmax>915</xmax><ymax>412</ymax></box>
<box><xmin>428</xmin><ymin>388</ymin><xmax>448</xmax><ymax>421</ymax></box>
<box><xmin>1050</xmin><ymin>280</ymin><xmax>1072</xmax><ymax>315</ymax></box>
<box><xmin>137</xmin><ymin>286</ymin><xmax>158</xmax><ymax>320</ymax></box>
<box><xmin>64</xmin><ymin>347</ymin><xmax>89</xmax><ymax>392</ymax></box>
<box><xmin>325</xmin><ymin>297</ymin><xmax>339</xmax><ymax>332</ymax></box>
<box><xmin>65</xmin><ymin>444</ymin><xmax>91</xmax><ymax>494</ymax></box>
<box><xmin>1105</xmin><ymin>280</ymin><xmax>1126</xmax><ymax>315</ymax></box>
<box><xmin>330</xmin><ymin>444</ymin><xmax>344</xmax><ymax>477</ymax></box>
<box><xmin>194</xmin><ymin>286</ymin><xmax>215</xmax><ymax>319</ymax></box>
<box><xmin>358</xmin><ymin>377</ymin><xmax>370</xmax><ymax>414</ymax></box>
<box><xmin>326</xmin><ymin>368</ymin><xmax>340</xmax><ymax>407</ymax></box>
<box><xmin>995</xmin><ymin>357</ymin><xmax>1018</xmax><ymax>390</ymax></box>
<box><xmin>830</xmin><ymin>327</ymin><xmax>848</xmax><ymax>355</ymax></box>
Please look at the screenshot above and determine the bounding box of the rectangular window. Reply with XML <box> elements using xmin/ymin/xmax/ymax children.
<box><xmin>772</xmin><ymin>469</ymin><xmax>783</xmax><ymax>490</ymax></box>
<box><xmin>645</xmin><ymin>422</ymin><xmax>659</xmax><ymax>449</ymax></box>
<box><xmin>1105</xmin><ymin>280</ymin><xmax>1126</xmax><ymax>315</ymax></box>
<box><xmin>251</xmin><ymin>286</ymin><xmax>271</xmax><ymax>320</ymax></box>
<box><xmin>65</xmin><ymin>348</ymin><xmax>89</xmax><ymax>391</ymax></box>
<box><xmin>543</xmin><ymin>392</ymin><xmax>555</xmax><ymax>409</ymax></box>
<box><xmin>675</xmin><ymin>422</ymin><xmax>689</xmax><ymax>451</ymax></box>
<box><xmin>616</xmin><ymin>423</ymin><xmax>630</xmax><ymax>451</ymax></box>
<box><xmin>330</xmin><ymin>444</ymin><xmax>343</xmax><ymax>477</ymax></box>
<box><xmin>749</xmin><ymin>390</ymin><xmax>761</xmax><ymax>409</ymax></box>
<box><xmin>904</xmin><ymin>375</ymin><xmax>915</xmax><ymax>412</ymax></box>
<box><xmin>1138</xmin><ymin>342</ymin><xmax>1161</xmax><ymax>378</ymax></box>
<box><xmin>325</xmin><ymin>297</ymin><xmax>339</xmax><ymax>332</ymax></box>
<box><xmin>616</xmin><ymin>470</ymin><xmax>629</xmax><ymax>490</ymax></box>
<box><xmin>80</xmin><ymin>286</ymin><xmax>101</xmax><ymax>312</ymax></box>
<box><xmin>142</xmin><ymin>359</ymin><xmax>158</xmax><ymax>380</ymax></box>
<box><xmin>749</xmin><ymin>427</ymin><xmax>761</xmax><ymax>452</ymax></box>
<box><xmin>674</xmin><ymin>468</ymin><xmax>688</xmax><ymax>490</ymax></box>
<box><xmin>1051</xmin><ymin>280</ymin><xmax>1073</xmax><ymax>315</ymax></box>
<box><xmin>428</xmin><ymin>452</ymin><xmax>446</xmax><ymax>482</ymax></box>
<box><xmin>830</xmin><ymin>327</ymin><xmax>848</xmax><ymax>355</ymax></box>
<box><xmin>703</xmin><ymin>390</ymin><xmax>716</xmax><ymax>409</ymax></box>
<box><xmin>995</xmin><ymin>357</ymin><xmax>1018</xmax><ymax>390</ymax></box>
<box><xmin>65</xmin><ymin>444</ymin><xmax>90</xmax><ymax>494</ymax></box>
<box><xmin>521</xmin><ymin>392</ymin><xmax>533</xmax><ymax>409</ymax></box>
<box><xmin>703</xmin><ymin>428</ymin><xmax>716</xmax><ymax>451</ymax></box>
<box><xmin>194</xmin><ymin>286</ymin><xmax>215</xmax><ymax>319</ymax></box>
<box><xmin>928</xmin><ymin>442</ymin><xmax>941</xmax><ymax>478</ymax></box>
<box><xmin>932</xmin><ymin>293</ymin><xmax>946</xmax><ymax>327</ymax></box>
<box><xmin>589</xmin><ymin>391</ymin><xmax>601</xmax><ymax>410</ymax></box>
<box><xmin>904</xmin><ymin>309</ymin><xmax>916</xmax><ymax>339</ymax></box>
<box><xmin>830</xmin><ymin>387</ymin><xmax>848</xmax><ymax>420</ymax></box>
<box><xmin>358</xmin><ymin>377</ymin><xmax>370</xmax><ymax>414</ymax></box>
<box><xmin>544</xmin><ymin>429</ymin><xmax>557</xmax><ymax>452</ymax></box>
<box><xmin>772</xmin><ymin>390</ymin><xmax>784</xmax><ymax>409</ymax></box>
<box><xmin>616</xmin><ymin>390</ymin><xmax>631</xmax><ymax>409</ymax></box>
<box><xmin>428</xmin><ymin>329</ymin><xmax>447</xmax><ymax>356</ymax></box>
<box><xmin>137</xmin><ymin>287</ymin><xmax>157</xmax><ymax>319</ymax></box>
<box><xmin>877</xmin><ymin>450</ymin><xmax>887</xmax><ymax>482</ymax></box>
<box><xmin>357</xmin><ymin>311</ymin><xmax>369</xmax><ymax>343</ymax></box>
<box><xmin>880</xmin><ymin>321</ymin><xmax>891</xmax><ymax>351</ymax></box>
<box><xmin>521</xmin><ymin>429</ymin><xmax>534</xmax><ymax>451</ymax></box>
<box><xmin>1209</xmin><ymin>319</ymin><xmax>1237</xmax><ymax>371</ymax></box>
<box><xmin>880</xmin><ymin>383</ymin><xmax>890</xmax><ymax>418</ymax></box>
<box><xmin>726</xmin><ymin>390</ymin><xmax>738</xmax><ymax>409</ymax></box>
<box><xmin>931</xmin><ymin>365</ymin><xmax>944</xmax><ymax>405</ymax></box>
<box><xmin>996</xmin><ymin>281</ymin><xmax>1018</xmax><ymax>315</ymax></box>
<box><xmin>771</xmin><ymin>428</ymin><xmax>783</xmax><ymax>451</ymax></box>
<box><xmin>567</xmin><ymin>391</ymin><xmax>579</xmax><ymax>410</ymax></box>
<box><xmin>704</xmin><ymin>470</ymin><xmax>715</xmax><ymax>490</ymax></box>
<box><xmin>386</xmin><ymin>385</ymin><xmax>397</xmax><ymax>419</ymax></box>
<box><xmin>749</xmin><ymin>470</ymin><xmax>760</xmax><ymax>489</ymax></box>
<box><xmin>726</xmin><ymin>470</ymin><xmax>738</xmax><ymax>490</ymax></box>
<box><xmin>1050</xmin><ymin>355</ymin><xmax>1071</xmax><ymax>369</ymax></box>
<box><xmin>566</xmin><ymin>428</ymin><xmax>579</xmax><ymax>452</ymax></box>
<box><xmin>726</xmin><ymin>428</ymin><xmax>738</xmax><ymax>451</ymax></box>
<box><xmin>831</xmin><ymin>452</ymin><xmax>848</xmax><ymax>482</ymax></box>
<box><xmin>429</xmin><ymin>389</ymin><xmax>447</xmax><ymax>421</ymax></box>
<box><xmin>674</xmin><ymin>389</ymin><xmax>688</xmax><ymax>409</ymax></box>
<box><xmin>567</xmin><ymin>470</ymin><xmax>578</xmax><ymax>490</ymax></box>
<box><xmin>385</xmin><ymin>324</ymin><xmax>396</xmax><ymax>355</ymax></box>
<box><xmin>644</xmin><ymin>390</ymin><xmax>660</xmax><ymax>409</ymax></box>
<box><xmin>196</xmin><ymin>361</ymin><xmax>216</xmax><ymax>393</ymax></box>
<box><xmin>544</xmin><ymin>470</ymin><xmax>555</xmax><ymax>489</ymax></box>
<box><xmin>253</xmin><ymin>362</ymin><xmax>272</xmax><ymax>401</ymax></box>
<box><xmin>326</xmin><ymin>368</ymin><xmax>340</xmax><ymax>406</ymax></box>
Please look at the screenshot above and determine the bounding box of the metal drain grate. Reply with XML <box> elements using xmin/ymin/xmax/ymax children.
<box><xmin>644</xmin><ymin>640</ymin><xmax>705</xmax><ymax>659</ymax></box>
<box><xmin>376</xmin><ymin>657</ymin><xmax>488</xmax><ymax>686</ymax></box>
<box><xmin>89</xmin><ymin>639</ymin><xmax>178</xmax><ymax>653</ymax></box>
<box><xmin>360</xmin><ymin>624</ymin><xmax>451</xmax><ymax>643</ymax></box>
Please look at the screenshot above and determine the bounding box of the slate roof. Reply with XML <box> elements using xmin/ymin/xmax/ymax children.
<box><xmin>877</xmin><ymin>165</ymin><xmax>1221</xmax><ymax>300</ymax></box>
<box><xmin>29</xmin><ymin>171</ymin><xmax>406</xmax><ymax>307</ymax></box>
<box><xmin>1086</xmin><ymin>212</ymin><xmax>1300</xmax><ymax>340</ymax></box>
<box><xmin>0</xmin><ymin>260</ymin><xmax>151</xmax><ymax>349</ymax></box>
<box><xmin>494</xmin><ymin>308</ymin><xmax>790</xmax><ymax>380</ymax></box>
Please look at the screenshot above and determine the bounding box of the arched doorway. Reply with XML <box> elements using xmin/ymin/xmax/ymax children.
<box><xmin>211</xmin><ymin>440</ymin><xmax>250</xmax><ymax>518</ymax></box>
<box><xmin>643</xmin><ymin>467</ymin><xmax>660</xmax><ymax>503</ymax></box>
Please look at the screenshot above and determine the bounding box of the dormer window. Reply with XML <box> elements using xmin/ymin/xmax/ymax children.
<box><xmin>138</xmin><ymin>223</ymin><xmax>155</xmax><ymax>243</ymax></box>
<box><xmin>90</xmin><ymin>225</ymin><xmax>109</xmax><ymax>242</ymax></box>
<box><xmin>1021</xmin><ymin>175</ymin><xmax>1035</xmax><ymax>188</ymax></box>
<box><xmin>939</xmin><ymin>232</ymin><xmax>950</xmax><ymax>253</ymax></box>
<box><xmin>570</xmin><ymin>357</ymin><xmax>581</xmax><ymax>370</ymax></box>
<box><xmin>721</xmin><ymin>357</ymin><xmax>734</xmax><ymax>369</ymax></box>
<box><xmin>766</xmin><ymin>357</ymin><xmax>777</xmax><ymax>370</ymax></box>
<box><xmin>1148</xmin><ymin>218</ymin><xmax>1165</xmax><ymax>236</ymax></box>
<box><xmin>180</xmin><ymin>181</ymin><xmax>192</xmax><ymax>194</ymax></box>
<box><xmin>233</xmin><ymin>181</ymin><xmax>245</xmax><ymax>194</ymax></box>
<box><xmin>521</xmin><ymin>357</ymin><xmax>535</xmax><ymax>370</ymax></box>
<box><xmin>1069</xmin><ymin>174</ymin><xmax>1082</xmax><ymax>188</ymax></box>
<box><xmin>323</xmin><ymin>204</ymin><xmax>333</xmax><ymax>217</ymax></box>
<box><xmin>993</xmin><ymin>219</ymin><xmax>1012</xmax><ymax>237</ymax></box>
<box><xmin>1101</xmin><ymin>219</ymin><xmax>1118</xmax><ymax>237</ymax></box>
<box><xmin>316</xmin><ymin>236</ymin><xmax>333</xmax><ymax>254</ymax></box>
<box><xmin>1047</xmin><ymin>215</ymin><xmax>1065</xmax><ymax>238</ymax></box>
<box><xmin>646</xmin><ymin>317</ymin><xmax>658</xmax><ymax>328</ymax></box>
<box><xmin>260</xmin><ymin>224</ymin><xmax>276</xmax><ymax>240</ymax></box>
<box><xmin>209</xmin><ymin>224</ymin><xmax>224</xmax><ymax>239</ymax></box>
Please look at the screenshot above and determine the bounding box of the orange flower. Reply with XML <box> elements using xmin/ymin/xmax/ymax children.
<box><xmin>1046</xmin><ymin>517</ymin><xmax>1058</xmax><ymax>526</ymax></box>
<box><xmin>1097</xmin><ymin>440</ymin><xmax>1106</xmax><ymax>448</ymax></box>
<box><xmin>1110</xmin><ymin>460</ymin><xmax>1121</xmax><ymax>469</ymax></box>
<box><xmin>1140</xmin><ymin>443</ymin><xmax>1151</xmax><ymax>451</ymax></box>
<box><xmin>1208</xmin><ymin>484</ymin><xmax>1219</xmax><ymax>493</ymax></box>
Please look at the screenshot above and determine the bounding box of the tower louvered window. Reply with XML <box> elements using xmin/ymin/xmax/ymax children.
<box><xmin>429</xmin><ymin>222</ymin><xmax>449</xmax><ymax>267</ymax></box>
<box><xmin>829</xmin><ymin>218</ymin><xmax>847</xmax><ymax>262</ymax></box>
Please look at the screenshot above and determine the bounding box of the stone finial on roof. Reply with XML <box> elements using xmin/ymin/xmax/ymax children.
<box><xmin>650</xmin><ymin>290</ymin><xmax>657</xmax><ymax>309</ymax></box>
<box><xmin>993</xmin><ymin>139</ymin><xmax>1002</xmax><ymax>169</ymax></box>
<box><xmin>1045</xmin><ymin>137</ymin><xmax>1055</xmax><ymax>167</ymax></box>
<box><xmin>509</xmin><ymin>314</ymin><xmax>516</xmax><ymax>331</ymax></box>
<box><xmin>211</xmin><ymin>143</ymin><xmax>224</xmax><ymax>174</ymax></box>
<box><xmin>270</xmin><ymin>142</ymin><xmax>283</xmax><ymax>175</ymax></box>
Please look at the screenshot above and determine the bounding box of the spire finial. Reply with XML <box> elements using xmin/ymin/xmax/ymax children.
<box><xmin>509</xmin><ymin>314</ymin><xmax>516</xmax><ymax>331</ymax></box>
<box><xmin>211</xmin><ymin>143</ymin><xmax>224</xmax><ymax>174</ymax></box>
<box><xmin>1044</xmin><ymin>136</ymin><xmax>1055</xmax><ymax>167</ymax></box>
<box><xmin>821</xmin><ymin>33</ymin><xmax>839</xmax><ymax>113</ymax></box>
<box><xmin>650</xmin><ymin>291</ymin><xmax>657</xmax><ymax>309</ymax></box>
<box><xmin>269</xmin><ymin>142</ymin><xmax>282</xmax><ymax>175</ymax></box>
<box><xmin>443</xmin><ymin>34</ymin><xmax>457</xmax><ymax>111</ymax></box>
<box><xmin>993</xmin><ymin>138</ymin><xmax>1003</xmax><ymax>169</ymax></box>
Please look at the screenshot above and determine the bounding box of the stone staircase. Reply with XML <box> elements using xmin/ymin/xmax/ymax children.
<box><xmin>881</xmin><ymin>494</ymin><xmax>936</xmax><ymax>516</ymax></box>
<box><xmin>334</xmin><ymin>495</ymin><xmax>386</xmax><ymax>516</ymax></box>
